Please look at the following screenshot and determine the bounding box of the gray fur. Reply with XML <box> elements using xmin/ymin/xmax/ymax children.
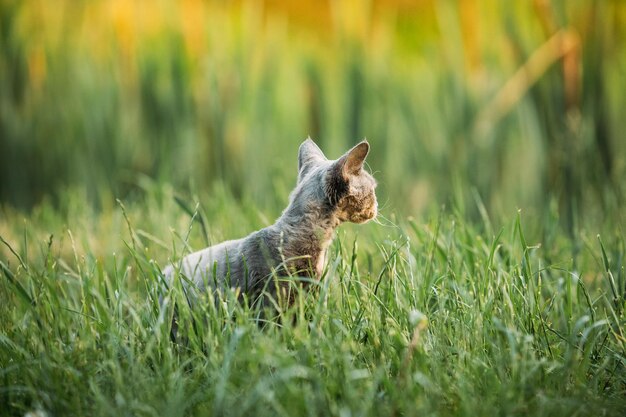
<box><xmin>163</xmin><ymin>138</ymin><xmax>377</xmax><ymax>307</ymax></box>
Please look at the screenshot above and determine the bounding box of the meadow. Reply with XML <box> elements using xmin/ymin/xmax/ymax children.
<box><xmin>1</xmin><ymin>185</ymin><xmax>624</xmax><ymax>416</ymax></box>
<box><xmin>1</xmin><ymin>0</ymin><xmax>626</xmax><ymax>416</ymax></box>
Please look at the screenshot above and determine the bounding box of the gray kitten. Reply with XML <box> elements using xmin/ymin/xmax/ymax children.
<box><xmin>163</xmin><ymin>138</ymin><xmax>377</xmax><ymax>308</ymax></box>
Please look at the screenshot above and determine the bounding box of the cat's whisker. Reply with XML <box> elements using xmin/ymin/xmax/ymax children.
<box><xmin>376</xmin><ymin>196</ymin><xmax>392</xmax><ymax>212</ymax></box>
<box><xmin>372</xmin><ymin>213</ymin><xmax>400</xmax><ymax>229</ymax></box>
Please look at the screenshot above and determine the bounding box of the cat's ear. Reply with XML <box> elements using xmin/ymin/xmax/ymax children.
<box><xmin>298</xmin><ymin>138</ymin><xmax>326</xmax><ymax>181</ymax></box>
<box><xmin>324</xmin><ymin>141</ymin><xmax>369</xmax><ymax>205</ymax></box>
<box><xmin>338</xmin><ymin>140</ymin><xmax>369</xmax><ymax>177</ymax></box>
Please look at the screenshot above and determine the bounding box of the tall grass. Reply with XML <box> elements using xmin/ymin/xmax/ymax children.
<box><xmin>1</xmin><ymin>186</ymin><xmax>625</xmax><ymax>416</ymax></box>
<box><xmin>1</xmin><ymin>0</ymin><xmax>624</xmax><ymax>228</ymax></box>
<box><xmin>1</xmin><ymin>1</ymin><xmax>625</xmax><ymax>414</ymax></box>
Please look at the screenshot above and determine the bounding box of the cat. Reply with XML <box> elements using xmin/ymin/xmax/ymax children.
<box><xmin>163</xmin><ymin>138</ymin><xmax>377</xmax><ymax>310</ymax></box>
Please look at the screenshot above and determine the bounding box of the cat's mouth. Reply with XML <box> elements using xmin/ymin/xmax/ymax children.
<box><xmin>353</xmin><ymin>206</ymin><xmax>378</xmax><ymax>224</ymax></box>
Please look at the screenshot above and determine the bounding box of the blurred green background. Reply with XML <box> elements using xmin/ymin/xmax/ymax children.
<box><xmin>1</xmin><ymin>0</ymin><xmax>625</xmax><ymax>229</ymax></box>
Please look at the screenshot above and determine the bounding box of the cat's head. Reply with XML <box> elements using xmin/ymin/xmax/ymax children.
<box><xmin>297</xmin><ymin>138</ymin><xmax>377</xmax><ymax>224</ymax></box>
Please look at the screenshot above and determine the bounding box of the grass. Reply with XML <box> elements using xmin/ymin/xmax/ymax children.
<box><xmin>1</xmin><ymin>0</ymin><xmax>626</xmax><ymax>415</ymax></box>
<box><xmin>1</xmin><ymin>186</ymin><xmax>625</xmax><ymax>416</ymax></box>
<box><xmin>1</xmin><ymin>0</ymin><xmax>625</xmax><ymax>227</ymax></box>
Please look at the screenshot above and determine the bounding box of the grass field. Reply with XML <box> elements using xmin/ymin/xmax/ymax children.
<box><xmin>1</xmin><ymin>0</ymin><xmax>626</xmax><ymax>416</ymax></box>
<box><xmin>1</xmin><ymin>185</ymin><xmax>625</xmax><ymax>416</ymax></box>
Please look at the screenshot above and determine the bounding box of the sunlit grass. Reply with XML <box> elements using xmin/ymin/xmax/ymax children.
<box><xmin>1</xmin><ymin>186</ymin><xmax>625</xmax><ymax>416</ymax></box>
<box><xmin>1</xmin><ymin>0</ymin><xmax>624</xmax><ymax>225</ymax></box>
<box><xmin>1</xmin><ymin>1</ymin><xmax>625</xmax><ymax>414</ymax></box>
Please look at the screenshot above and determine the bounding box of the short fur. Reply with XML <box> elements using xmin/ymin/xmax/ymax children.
<box><xmin>163</xmin><ymin>139</ymin><xmax>377</xmax><ymax>307</ymax></box>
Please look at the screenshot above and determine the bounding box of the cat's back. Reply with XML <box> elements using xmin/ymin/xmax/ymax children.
<box><xmin>164</xmin><ymin>236</ymin><xmax>246</xmax><ymax>291</ymax></box>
